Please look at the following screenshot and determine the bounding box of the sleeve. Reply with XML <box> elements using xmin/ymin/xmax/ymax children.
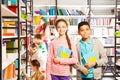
<box><xmin>59</xmin><ymin>42</ymin><xmax>78</xmax><ymax>65</ymax></box>
<box><xmin>96</xmin><ymin>39</ymin><xmax>108</xmax><ymax>66</ymax></box>
<box><xmin>73</xmin><ymin>42</ymin><xmax>84</xmax><ymax>71</ymax></box>
<box><xmin>46</xmin><ymin>42</ymin><xmax>53</xmax><ymax>80</ymax></box>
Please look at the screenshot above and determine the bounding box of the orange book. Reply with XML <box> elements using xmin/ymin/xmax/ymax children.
<box><xmin>3</xmin><ymin>21</ymin><xmax>16</xmax><ymax>36</ymax></box>
<box><xmin>4</xmin><ymin>63</ymin><xmax>16</xmax><ymax>79</ymax></box>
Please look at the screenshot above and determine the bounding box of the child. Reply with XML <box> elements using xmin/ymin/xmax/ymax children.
<box><xmin>22</xmin><ymin>59</ymin><xmax>44</xmax><ymax>80</ymax></box>
<box><xmin>33</xmin><ymin>34</ymin><xmax>48</xmax><ymax>54</ymax></box>
<box><xmin>34</xmin><ymin>18</ymin><xmax>51</xmax><ymax>50</ymax></box>
<box><xmin>28</xmin><ymin>42</ymin><xmax>46</xmax><ymax>73</ymax></box>
<box><xmin>74</xmin><ymin>21</ymin><xmax>108</xmax><ymax>80</ymax></box>
<box><xmin>46</xmin><ymin>19</ymin><xmax>78</xmax><ymax>80</ymax></box>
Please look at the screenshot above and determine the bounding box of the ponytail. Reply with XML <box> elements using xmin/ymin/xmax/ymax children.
<box><xmin>65</xmin><ymin>32</ymin><xmax>71</xmax><ymax>50</ymax></box>
<box><xmin>55</xmin><ymin>19</ymin><xmax>72</xmax><ymax>74</ymax></box>
<box><xmin>55</xmin><ymin>19</ymin><xmax>71</xmax><ymax>50</ymax></box>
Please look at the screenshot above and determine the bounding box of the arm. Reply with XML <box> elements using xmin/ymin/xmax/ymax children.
<box><xmin>59</xmin><ymin>43</ymin><xmax>78</xmax><ymax>65</ymax></box>
<box><xmin>96</xmin><ymin>39</ymin><xmax>108</xmax><ymax>66</ymax></box>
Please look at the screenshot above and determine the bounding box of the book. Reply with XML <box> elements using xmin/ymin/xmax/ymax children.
<box><xmin>4</xmin><ymin>63</ymin><xmax>16</xmax><ymax>79</ymax></box>
<box><xmin>83</xmin><ymin>52</ymin><xmax>98</xmax><ymax>63</ymax></box>
<box><xmin>57</xmin><ymin>46</ymin><xmax>72</xmax><ymax>59</ymax></box>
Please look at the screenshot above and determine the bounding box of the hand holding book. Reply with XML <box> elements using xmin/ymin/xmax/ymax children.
<box><xmin>57</xmin><ymin>46</ymin><xmax>72</xmax><ymax>59</ymax></box>
<box><xmin>83</xmin><ymin>52</ymin><xmax>98</xmax><ymax>69</ymax></box>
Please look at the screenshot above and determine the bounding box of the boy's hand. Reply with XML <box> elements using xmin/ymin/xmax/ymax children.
<box><xmin>85</xmin><ymin>62</ymin><xmax>96</xmax><ymax>69</ymax></box>
<box><xmin>81</xmin><ymin>67</ymin><xmax>89</xmax><ymax>75</ymax></box>
<box><xmin>53</xmin><ymin>57</ymin><xmax>60</xmax><ymax>64</ymax></box>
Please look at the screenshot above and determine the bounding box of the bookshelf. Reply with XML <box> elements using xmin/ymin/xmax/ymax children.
<box><xmin>0</xmin><ymin>0</ymin><xmax>32</xmax><ymax>80</ymax></box>
<box><xmin>0</xmin><ymin>0</ymin><xmax>2</xmax><ymax>80</ymax></box>
<box><xmin>56</xmin><ymin>0</ymin><xmax>88</xmax><ymax>41</ymax></box>
<box><xmin>114</xmin><ymin>0</ymin><xmax>120</xmax><ymax>79</ymax></box>
<box><xmin>90</xmin><ymin>0</ymin><xmax>120</xmax><ymax>79</ymax></box>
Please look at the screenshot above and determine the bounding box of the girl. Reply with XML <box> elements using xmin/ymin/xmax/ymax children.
<box><xmin>46</xmin><ymin>19</ymin><xmax>78</xmax><ymax>80</ymax></box>
<box><xmin>74</xmin><ymin>21</ymin><xmax>108</xmax><ymax>80</ymax></box>
<box><xmin>34</xmin><ymin>18</ymin><xmax>50</xmax><ymax>50</ymax></box>
<box><xmin>28</xmin><ymin>42</ymin><xmax>46</xmax><ymax>73</ymax></box>
<box><xmin>22</xmin><ymin>59</ymin><xmax>44</xmax><ymax>80</ymax></box>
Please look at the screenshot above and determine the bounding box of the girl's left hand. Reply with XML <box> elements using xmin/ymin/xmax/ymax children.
<box><xmin>85</xmin><ymin>62</ymin><xmax>96</xmax><ymax>69</ymax></box>
<box><xmin>54</xmin><ymin>57</ymin><xmax>60</xmax><ymax>64</ymax></box>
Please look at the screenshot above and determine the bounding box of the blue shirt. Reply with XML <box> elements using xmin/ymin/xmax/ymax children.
<box><xmin>79</xmin><ymin>38</ymin><xmax>94</xmax><ymax>78</ymax></box>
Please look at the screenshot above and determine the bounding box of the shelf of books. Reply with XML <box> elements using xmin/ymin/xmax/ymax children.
<box><xmin>0</xmin><ymin>0</ymin><xmax>32</xmax><ymax>80</ymax></box>
<box><xmin>90</xmin><ymin>0</ymin><xmax>120</xmax><ymax>79</ymax></box>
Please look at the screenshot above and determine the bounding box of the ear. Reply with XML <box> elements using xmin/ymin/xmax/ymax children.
<box><xmin>78</xmin><ymin>31</ymin><xmax>80</xmax><ymax>35</ymax></box>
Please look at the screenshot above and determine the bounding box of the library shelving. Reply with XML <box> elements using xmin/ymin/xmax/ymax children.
<box><xmin>0</xmin><ymin>0</ymin><xmax>32</xmax><ymax>80</ymax></box>
<box><xmin>33</xmin><ymin>0</ymin><xmax>88</xmax><ymax>77</ymax></box>
<box><xmin>0</xmin><ymin>1</ymin><xmax>2</xmax><ymax>80</ymax></box>
<box><xmin>56</xmin><ymin>0</ymin><xmax>88</xmax><ymax>41</ymax></box>
<box><xmin>90</xmin><ymin>0</ymin><xmax>120</xmax><ymax>79</ymax></box>
<box><xmin>114</xmin><ymin>0</ymin><xmax>120</xmax><ymax>79</ymax></box>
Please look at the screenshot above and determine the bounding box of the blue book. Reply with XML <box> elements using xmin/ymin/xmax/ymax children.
<box><xmin>57</xmin><ymin>46</ymin><xmax>72</xmax><ymax>59</ymax></box>
<box><xmin>39</xmin><ymin>9</ymin><xmax>47</xmax><ymax>15</ymax></box>
<box><xmin>83</xmin><ymin>52</ymin><xmax>98</xmax><ymax>63</ymax></box>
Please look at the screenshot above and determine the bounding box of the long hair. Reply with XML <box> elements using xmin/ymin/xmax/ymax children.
<box><xmin>55</xmin><ymin>19</ymin><xmax>72</xmax><ymax>73</ymax></box>
<box><xmin>55</xmin><ymin>19</ymin><xmax>71</xmax><ymax>50</ymax></box>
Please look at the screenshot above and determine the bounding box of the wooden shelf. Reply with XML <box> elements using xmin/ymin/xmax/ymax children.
<box><xmin>2</xmin><ymin>53</ymin><xmax>18</xmax><ymax>70</ymax></box>
<box><xmin>91</xmin><ymin>15</ymin><xmax>115</xmax><ymax>18</ymax></box>
<box><xmin>3</xmin><ymin>35</ymin><xmax>26</xmax><ymax>39</ymax></box>
<box><xmin>2</xmin><ymin>49</ymin><xmax>26</xmax><ymax>70</ymax></box>
<box><xmin>33</xmin><ymin>5</ymin><xmax>56</xmax><ymax>7</ymax></box>
<box><xmin>1</xmin><ymin>5</ymin><xmax>17</xmax><ymax>17</ymax></box>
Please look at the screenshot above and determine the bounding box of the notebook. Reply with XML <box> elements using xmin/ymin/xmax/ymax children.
<box><xmin>57</xmin><ymin>46</ymin><xmax>72</xmax><ymax>59</ymax></box>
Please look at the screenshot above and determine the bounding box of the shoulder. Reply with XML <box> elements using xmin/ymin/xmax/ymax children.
<box><xmin>38</xmin><ymin>72</ymin><xmax>44</xmax><ymax>80</ymax></box>
<box><xmin>92</xmin><ymin>37</ymin><xmax>101</xmax><ymax>43</ymax></box>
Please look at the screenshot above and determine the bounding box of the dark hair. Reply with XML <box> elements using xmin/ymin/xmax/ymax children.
<box><xmin>30</xmin><ymin>59</ymin><xmax>40</xmax><ymax>68</ymax></box>
<box><xmin>55</xmin><ymin>19</ymin><xmax>71</xmax><ymax>50</ymax></box>
<box><xmin>34</xmin><ymin>34</ymin><xmax>42</xmax><ymax>39</ymax></box>
<box><xmin>29</xmin><ymin>42</ymin><xmax>37</xmax><ymax>48</ymax></box>
<box><xmin>78</xmin><ymin>21</ymin><xmax>90</xmax><ymax>31</ymax></box>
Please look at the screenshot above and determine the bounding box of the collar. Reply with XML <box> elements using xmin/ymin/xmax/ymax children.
<box><xmin>80</xmin><ymin>37</ymin><xmax>92</xmax><ymax>44</ymax></box>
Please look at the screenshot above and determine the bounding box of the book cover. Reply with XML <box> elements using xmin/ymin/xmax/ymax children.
<box><xmin>83</xmin><ymin>52</ymin><xmax>98</xmax><ymax>63</ymax></box>
<box><xmin>57</xmin><ymin>46</ymin><xmax>72</xmax><ymax>59</ymax></box>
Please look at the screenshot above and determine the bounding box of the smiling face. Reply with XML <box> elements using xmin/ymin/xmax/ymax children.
<box><xmin>56</xmin><ymin>21</ymin><xmax>68</xmax><ymax>36</ymax></box>
<box><xmin>78</xmin><ymin>25</ymin><xmax>91</xmax><ymax>40</ymax></box>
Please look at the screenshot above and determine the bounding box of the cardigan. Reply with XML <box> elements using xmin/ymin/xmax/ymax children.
<box><xmin>74</xmin><ymin>37</ymin><xmax>108</xmax><ymax>80</ymax></box>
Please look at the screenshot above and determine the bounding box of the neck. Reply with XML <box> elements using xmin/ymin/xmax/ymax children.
<box><xmin>58</xmin><ymin>35</ymin><xmax>66</xmax><ymax>39</ymax></box>
<box><xmin>34</xmin><ymin>69</ymin><xmax>39</xmax><ymax>73</ymax></box>
<box><xmin>82</xmin><ymin>37</ymin><xmax>90</xmax><ymax>42</ymax></box>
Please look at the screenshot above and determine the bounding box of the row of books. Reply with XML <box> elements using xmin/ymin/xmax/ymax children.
<box><xmin>4</xmin><ymin>0</ymin><xmax>17</xmax><ymax>7</ymax></box>
<box><xmin>3</xmin><ymin>21</ymin><xmax>26</xmax><ymax>36</ymax></box>
<box><xmin>105</xmin><ymin>48</ymin><xmax>120</xmax><ymax>56</ymax></box>
<box><xmin>91</xmin><ymin>28</ymin><xmax>114</xmax><ymax>37</ymax></box>
<box><xmin>33</xmin><ymin>16</ymin><xmax>85</xmax><ymax>26</ymax></box>
<box><xmin>34</xmin><ymin>8</ymin><xmax>85</xmax><ymax>16</ymax></box>
<box><xmin>90</xmin><ymin>18</ymin><xmax>114</xmax><ymax>26</ymax></box>
<box><xmin>4</xmin><ymin>39</ymin><xmax>25</xmax><ymax>53</ymax></box>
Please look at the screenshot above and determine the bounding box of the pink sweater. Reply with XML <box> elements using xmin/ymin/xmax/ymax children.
<box><xmin>46</xmin><ymin>38</ymin><xmax>78</xmax><ymax>80</ymax></box>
